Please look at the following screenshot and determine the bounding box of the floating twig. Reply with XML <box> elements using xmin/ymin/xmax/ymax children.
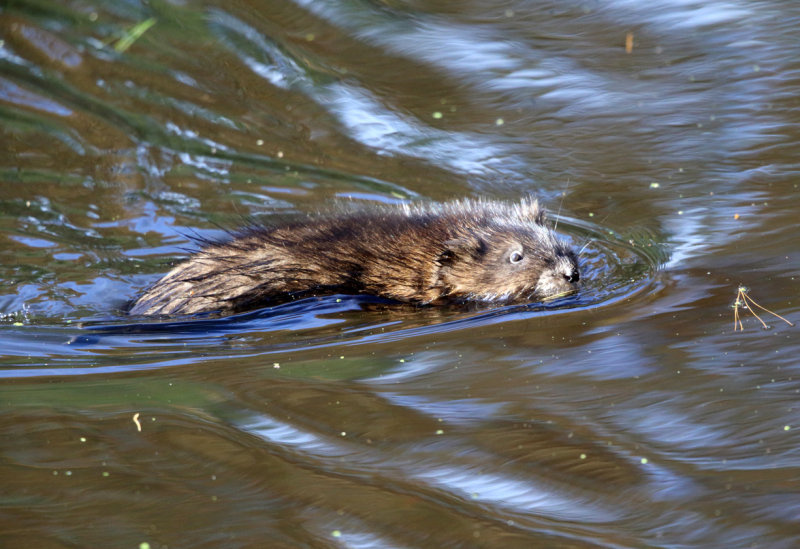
<box><xmin>733</xmin><ymin>286</ymin><xmax>794</xmax><ymax>331</ymax></box>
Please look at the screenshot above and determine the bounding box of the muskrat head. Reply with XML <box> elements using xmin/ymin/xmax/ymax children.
<box><xmin>435</xmin><ymin>227</ymin><xmax>580</xmax><ymax>303</ymax></box>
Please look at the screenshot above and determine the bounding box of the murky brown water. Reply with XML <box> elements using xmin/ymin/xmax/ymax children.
<box><xmin>2</xmin><ymin>1</ymin><xmax>799</xmax><ymax>547</ymax></box>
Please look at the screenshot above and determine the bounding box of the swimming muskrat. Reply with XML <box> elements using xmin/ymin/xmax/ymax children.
<box><xmin>128</xmin><ymin>198</ymin><xmax>580</xmax><ymax>316</ymax></box>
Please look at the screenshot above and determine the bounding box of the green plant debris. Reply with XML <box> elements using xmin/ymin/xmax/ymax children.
<box><xmin>114</xmin><ymin>18</ymin><xmax>156</xmax><ymax>53</ymax></box>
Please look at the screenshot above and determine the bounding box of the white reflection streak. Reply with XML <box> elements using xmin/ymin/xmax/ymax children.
<box><xmin>606</xmin><ymin>0</ymin><xmax>750</xmax><ymax>29</ymax></box>
<box><xmin>414</xmin><ymin>466</ymin><xmax>608</xmax><ymax>522</ymax></box>
<box><xmin>290</xmin><ymin>0</ymin><xmax>766</xmax><ymax>136</ymax></box>
<box><xmin>210</xmin><ymin>10</ymin><xmax>299</xmax><ymax>89</ymax></box>
<box><xmin>244</xmin><ymin>59</ymin><xmax>291</xmax><ymax>88</ymax></box>
<box><xmin>212</xmin><ymin>9</ymin><xmax>506</xmax><ymax>175</ymax></box>
<box><xmin>241</xmin><ymin>413</ymin><xmax>609</xmax><ymax>523</ymax></box>
<box><xmin>664</xmin><ymin>210</ymin><xmax>706</xmax><ymax>267</ymax></box>
<box><xmin>291</xmin><ymin>0</ymin><xmax>634</xmax><ymax>108</ymax></box>
<box><xmin>320</xmin><ymin>83</ymin><xmax>504</xmax><ymax>175</ymax></box>
<box><xmin>240</xmin><ymin>415</ymin><xmax>350</xmax><ymax>457</ymax></box>
<box><xmin>330</xmin><ymin>531</ymin><xmax>411</xmax><ymax>549</ymax></box>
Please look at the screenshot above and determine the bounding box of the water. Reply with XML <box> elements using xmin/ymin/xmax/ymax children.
<box><xmin>1</xmin><ymin>1</ymin><xmax>799</xmax><ymax>547</ymax></box>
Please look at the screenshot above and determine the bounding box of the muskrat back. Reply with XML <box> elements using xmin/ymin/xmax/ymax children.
<box><xmin>128</xmin><ymin>198</ymin><xmax>580</xmax><ymax>316</ymax></box>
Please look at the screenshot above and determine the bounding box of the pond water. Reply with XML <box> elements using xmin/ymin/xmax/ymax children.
<box><xmin>2</xmin><ymin>0</ymin><xmax>799</xmax><ymax>547</ymax></box>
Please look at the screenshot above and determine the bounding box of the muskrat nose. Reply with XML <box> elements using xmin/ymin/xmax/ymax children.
<box><xmin>565</xmin><ymin>269</ymin><xmax>580</xmax><ymax>283</ymax></box>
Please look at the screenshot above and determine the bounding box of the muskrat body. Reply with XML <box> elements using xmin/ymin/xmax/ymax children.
<box><xmin>128</xmin><ymin>198</ymin><xmax>580</xmax><ymax>316</ymax></box>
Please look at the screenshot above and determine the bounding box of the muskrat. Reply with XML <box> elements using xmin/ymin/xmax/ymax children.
<box><xmin>128</xmin><ymin>198</ymin><xmax>580</xmax><ymax>316</ymax></box>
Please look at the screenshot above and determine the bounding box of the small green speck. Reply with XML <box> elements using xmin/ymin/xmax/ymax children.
<box><xmin>139</xmin><ymin>543</ymin><xmax>151</xmax><ymax>549</ymax></box>
<box><xmin>649</xmin><ymin>182</ymin><xmax>660</xmax><ymax>189</ymax></box>
<box><xmin>580</xmin><ymin>453</ymin><xmax>587</xmax><ymax>459</ymax></box>
<box><xmin>640</xmin><ymin>458</ymin><xmax>649</xmax><ymax>464</ymax></box>
<box><xmin>495</xmin><ymin>118</ymin><xmax>504</xmax><ymax>126</ymax></box>
<box><xmin>80</xmin><ymin>437</ymin><xmax>87</xmax><ymax>442</ymax></box>
<box><xmin>435</xmin><ymin>429</ymin><xmax>444</xmax><ymax>435</ymax></box>
<box><xmin>784</xmin><ymin>425</ymin><xmax>791</xmax><ymax>431</ymax></box>
<box><xmin>13</xmin><ymin>322</ymin><xmax>23</xmax><ymax>327</ymax></box>
<box><xmin>332</xmin><ymin>530</ymin><xmax>342</xmax><ymax>538</ymax></box>
<box><xmin>432</xmin><ymin>111</ymin><xmax>443</xmax><ymax>119</ymax></box>
<box><xmin>102</xmin><ymin>471</ymin><xmax>110</xmax><ymax>477</ymax></box>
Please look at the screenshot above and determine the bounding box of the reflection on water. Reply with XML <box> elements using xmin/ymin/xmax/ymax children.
<box><xmin>2</xmin><ymin>0</ymin><xmax>800</xmax><ymax>547</ymax></box>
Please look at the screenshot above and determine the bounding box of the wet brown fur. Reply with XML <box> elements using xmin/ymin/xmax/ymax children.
<box><xmin>128</xmin><ymin>198</ymin><xmax>580</xmax><ymax>316</ymax></box>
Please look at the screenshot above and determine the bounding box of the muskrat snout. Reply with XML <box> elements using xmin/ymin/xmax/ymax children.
<box><xmin>534</xmin><ymin>253</ymin><xmax>580</xmax><ymax>299</ymax></box>
<box><xmin>566</xmin><ymin>268</ymin><xmax>580</xmax><ymax>283</ymax></box>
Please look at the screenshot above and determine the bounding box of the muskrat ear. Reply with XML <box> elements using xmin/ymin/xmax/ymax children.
<box><xmin>519</xmin><ymin>197</ymin><xmax>546</xmax><ymax>225</ymax></box>
<box><xmin>439</xmin><ymin>234</ymin><xmax>487</xmax><ymax>264</ymax></box>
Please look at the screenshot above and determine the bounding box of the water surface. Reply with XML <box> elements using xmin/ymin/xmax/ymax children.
<box><xmin>1</xmin><ymin>1</ymin><xmax>799</xmax><ymax>547</ymax></box>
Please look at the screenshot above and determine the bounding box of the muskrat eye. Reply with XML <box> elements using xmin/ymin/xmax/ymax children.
<box><xmin>509</xmin><ymin>251</ymin><xmax>524</xmax><ymax>264</ymax></box>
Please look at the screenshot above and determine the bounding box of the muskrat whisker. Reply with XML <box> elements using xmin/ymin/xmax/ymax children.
<box><xmin>577</xmin><ymin>239</ymin><xmax>594</xmax><ymax>256</ymax></box>
<box><xmin>553</xmin><ymin>178</ymin><xmax>570</xmax><ymax>232</ymax></box>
